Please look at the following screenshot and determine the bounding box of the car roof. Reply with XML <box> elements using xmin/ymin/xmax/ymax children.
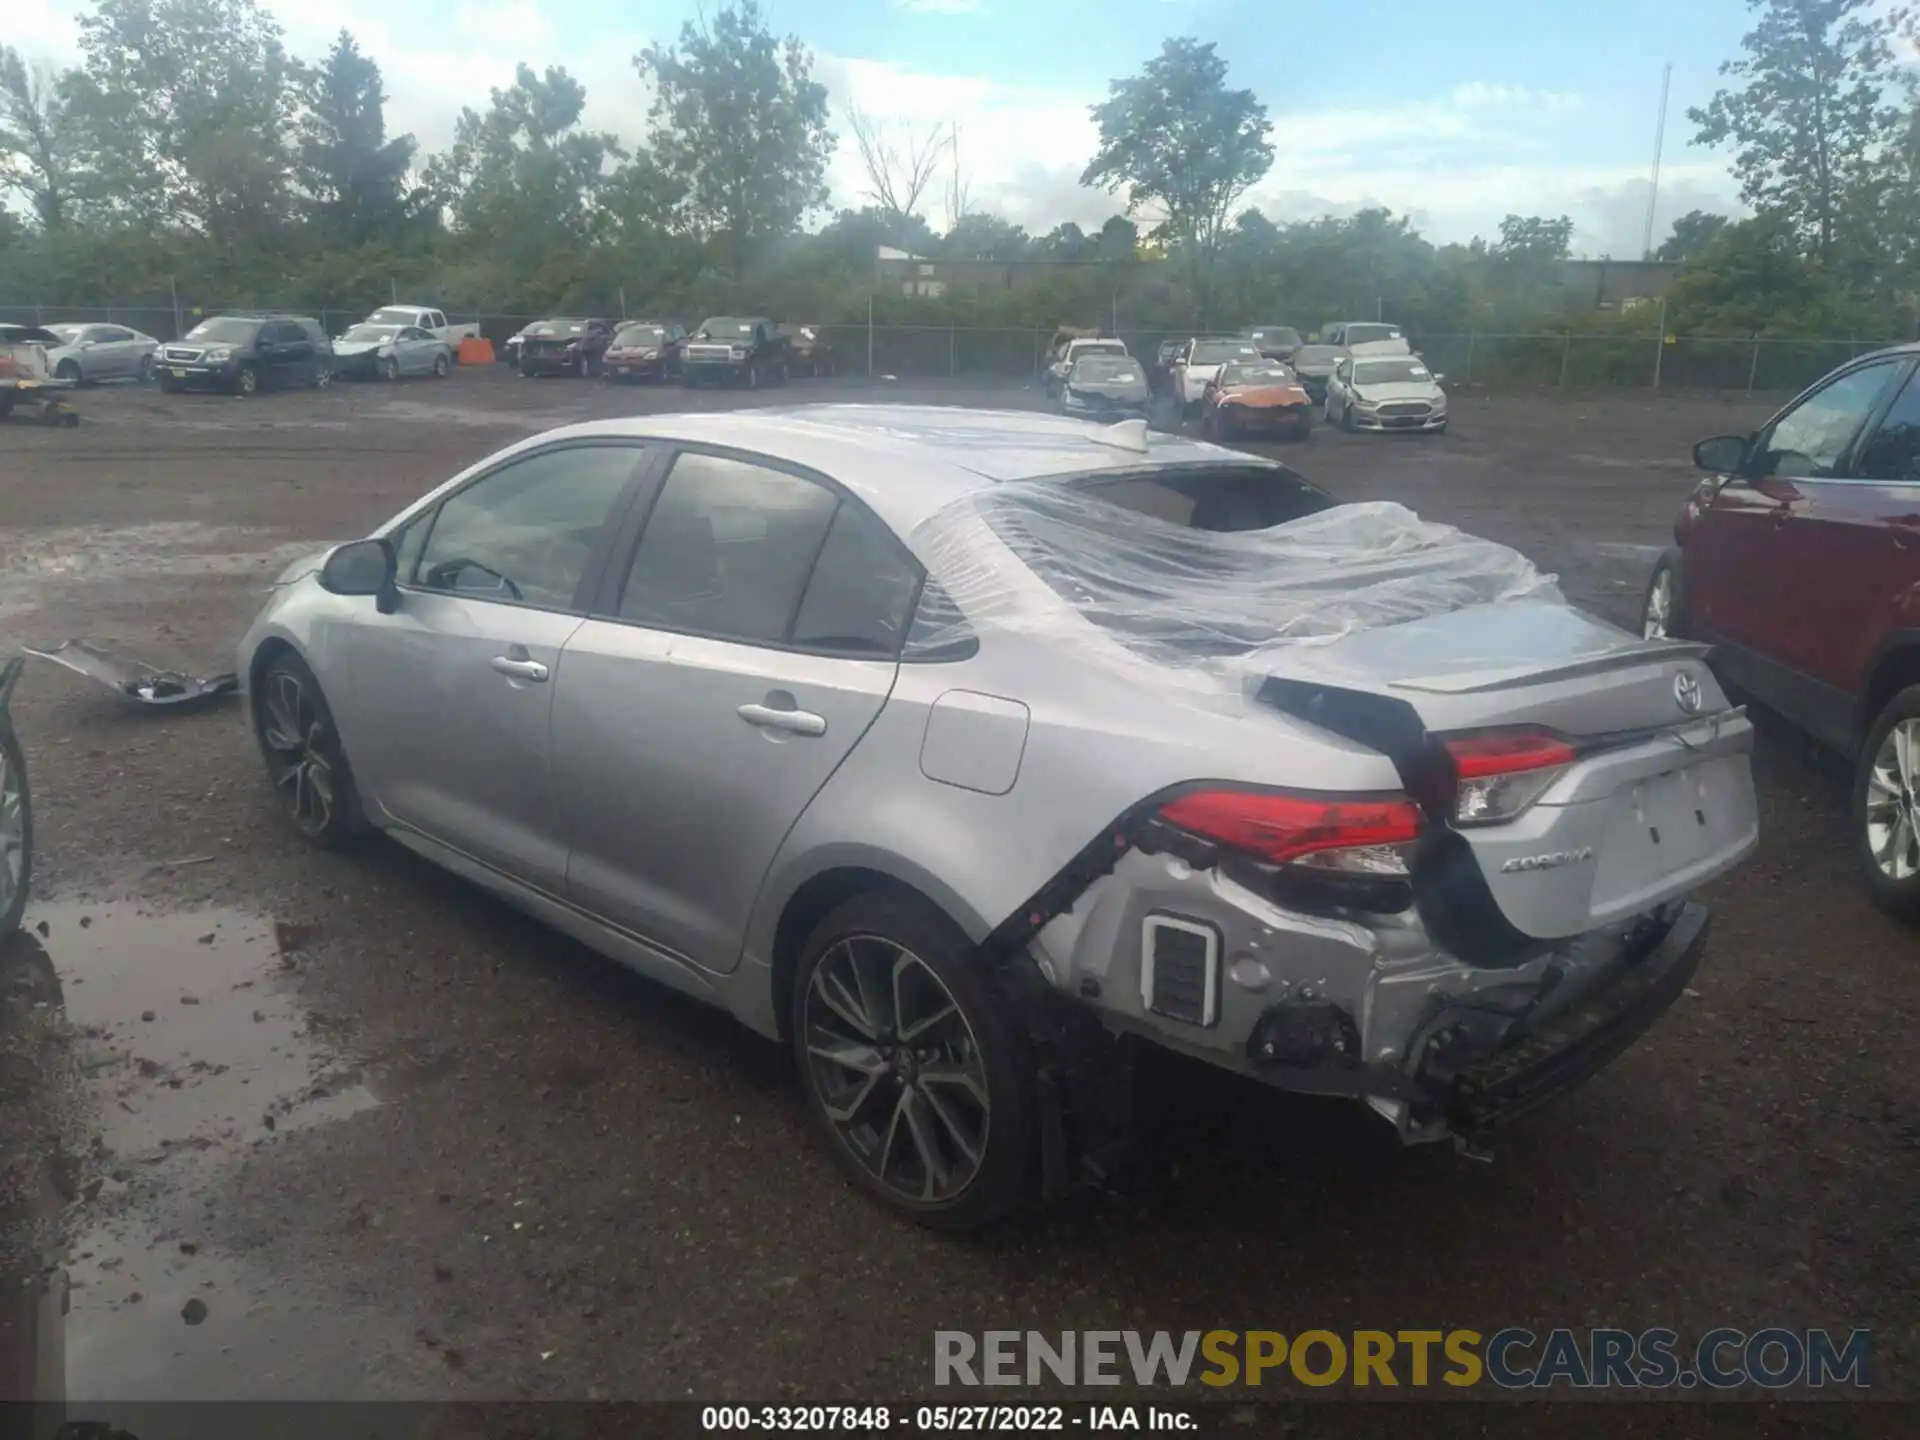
<box><xmin>516</xmin><ymin>405</ymin><xmax>1274</xmax><ymax>532</ymax></box>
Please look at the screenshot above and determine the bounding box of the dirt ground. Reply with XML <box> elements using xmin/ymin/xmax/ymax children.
<box><xmin>0</xmin><ymin>370</ymin><xmax>1915</xmax><ymax>1424</ymax></box>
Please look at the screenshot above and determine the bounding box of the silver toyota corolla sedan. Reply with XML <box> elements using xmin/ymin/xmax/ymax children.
<box><xmin>238</xmin><ymin>406</ymin><xmax>1759</xmax><ymax>1228</ymax></box>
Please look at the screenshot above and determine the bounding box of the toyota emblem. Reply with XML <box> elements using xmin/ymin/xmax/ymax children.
<box><xmin>1673</xmin><ymin>671</ymin><xmax>1703</xmax><ymax>715</ymax></box>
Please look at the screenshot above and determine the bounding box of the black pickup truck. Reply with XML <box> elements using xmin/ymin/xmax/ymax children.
<box><xmin>681</xmin><ymin>316</ymin><xmax>791</xmax><ymax>388</ymax></box>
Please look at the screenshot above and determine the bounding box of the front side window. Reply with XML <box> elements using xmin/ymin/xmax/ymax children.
<box><xmin>415</xmin><ymin>445</ymin><xmax>644</xmax><ymax>609</ymax></box>
<box><xmin>619</xmin><ymin>453</ymin><xmax>838</xmax><ymax>644</ymax></box>
<box><xmin>1857</xmin><ymin>367</ymin><xmax>1920</xmax><ymax>482</ymax></box>
<box><xmin>1755</xmin><ymin>362</ymin><xmax>1902</xmax><ymax>479</ymax></box>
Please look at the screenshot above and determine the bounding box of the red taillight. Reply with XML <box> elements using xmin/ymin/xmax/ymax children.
<box><xmin>1157</xmin><ymin>788</ymin><xmax>1423</xmax><ymax>867</ymax></box>
<box><xmin>1443</xmin><ymin>729</ymin><xmax>1576</xmax><ymax>778</ymax></box>
<box><xmin>1443</xmin><ymin>729</ymin><xmax>1577</xmax><ymax>826</ymax></box>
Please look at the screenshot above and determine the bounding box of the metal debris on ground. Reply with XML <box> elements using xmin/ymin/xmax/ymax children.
<box><xmin>24</xmin><ymin>639</ymin><xmax>238</xmax><ymax>708</ymax></box>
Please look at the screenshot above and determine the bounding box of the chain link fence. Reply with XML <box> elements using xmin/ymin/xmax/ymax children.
<box><xmin>1</xmin><ymin>299</ymin><xmax>1902</xmax><ymax>395</ymax></box>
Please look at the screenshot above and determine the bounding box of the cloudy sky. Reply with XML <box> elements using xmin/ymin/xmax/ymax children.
<box><xmin>11</xmin><ymin>0</ymin><xmax>1760</xmax><ymax>254</ymax></box>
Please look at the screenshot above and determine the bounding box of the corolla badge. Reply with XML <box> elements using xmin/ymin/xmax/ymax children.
<box><xmin>1500</xmin><ymin>848</ymin><xmax>1595</xmax><ymax>874</ymax></box>
<box><xmin>1673</xmin><ymin>671</ymin><xmax>1703</xmax><ymax>715</ymax></box>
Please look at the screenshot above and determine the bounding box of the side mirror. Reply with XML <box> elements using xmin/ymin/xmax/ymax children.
<box><xmin>1431</xmin><ymin>372</ymin><xmax>1446</xmax><ymax>384</ymax></box>
<box><xmin>320</xmin><ymin>537</ymin><xmax>400</xmax><ymax>614</ymax></box>
<box><xmin>1693</xmin><ymin>434</ymin><xmax>1749</xmax><ymax>474</ymax></box>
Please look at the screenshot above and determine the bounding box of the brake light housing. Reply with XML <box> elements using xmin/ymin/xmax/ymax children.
<box><xmin>1155</xmin><ymin>787</ymin><xmax>1424</xmax><ymax>875</ymax></box>
<box><xmin>1443</xmin><ymin>728</ymin><xmax>1577</xmax><ymax>826</ymax></box>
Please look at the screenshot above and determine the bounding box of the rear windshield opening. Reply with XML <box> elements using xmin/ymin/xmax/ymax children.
<box><xmin>1075</xmin><ymin>467</ymin><xmax>1332</xmax><ymax>534</ymax></box>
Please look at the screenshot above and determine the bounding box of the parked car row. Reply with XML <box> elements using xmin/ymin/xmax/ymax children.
<box><xmin>495</xmin><ymin>315</ymin><xmax>837</xmax><ymax>389</ymax></box>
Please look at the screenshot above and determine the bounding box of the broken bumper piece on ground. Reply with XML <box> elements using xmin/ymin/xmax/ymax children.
<box><xmin>25</xmin><ymin>639</ymin><xmax>238</xmax><ymax>707</ymax></box>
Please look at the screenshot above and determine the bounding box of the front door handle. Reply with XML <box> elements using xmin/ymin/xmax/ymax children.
<box><xmin>490</xmin><ymin>655</ymin><xmax>549</xmax><ymax>682</ymax></box>
<box><xmin>737</xmin><ymin>702</ymin><xmax>826</xmax><ymax>737</ymax></box>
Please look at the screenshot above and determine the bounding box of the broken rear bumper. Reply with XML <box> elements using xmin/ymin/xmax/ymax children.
<box><xmin>1238</xmin><ymin>900</ymin><xmax>1707</xmax><ymax>1141</ymax></box>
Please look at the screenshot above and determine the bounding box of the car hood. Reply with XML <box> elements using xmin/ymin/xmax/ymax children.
<box><xmin>268</xmin><ymin>546</ymin><xmax>336</xmax><ymax>588</ymax></box>
<box><xmin>1066</xmin><ymin>380</ymin><xmax>1149</xmax><ymax>401</ymax></box>
<box><xmin>1352</xmin><ymin>380</ymin><xmax>1443</xmax><ymax>403</ymax></box>
<box><xmin>333</xmin><ymin>339</ymin><xmax>393</xmax><ymax>357</ymax></box>
<box><xmin>1217</xmin><ymin>383</ymin><xmax>1309</xmax><ymax>407</ymax></box>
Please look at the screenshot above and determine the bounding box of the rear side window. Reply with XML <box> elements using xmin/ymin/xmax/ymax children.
<box><xmin>790</xmin><ymin>503</ymin><xmax>922</xmax><ymax>655</ymax></box>
<box><xmin>619</xmin><ymin>453</ymin><xmax>838</xmax><ymax>644</ymax></box>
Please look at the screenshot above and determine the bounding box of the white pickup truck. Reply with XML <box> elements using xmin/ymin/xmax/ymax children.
<box><xmin>356</xmin><ymin>306</ymin><xmax>480</xmax><ymax>346</ymax></box>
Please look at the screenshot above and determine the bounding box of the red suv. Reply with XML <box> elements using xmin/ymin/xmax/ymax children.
<box><xmin>1644</xmin><ymin>344</ymin><xmax>1920</xmax><ymax>917</ymax></box>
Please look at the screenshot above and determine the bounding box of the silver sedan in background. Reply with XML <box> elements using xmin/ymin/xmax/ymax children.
<box><xmin>237</xmin><ymin>406</ymin><xmax>1755</xmax><ymax>1229</ymax></box>
<box><xmin>43</xmin><ymin>323</ymin><xmax>161</xmax><ymax>384</ymax></box>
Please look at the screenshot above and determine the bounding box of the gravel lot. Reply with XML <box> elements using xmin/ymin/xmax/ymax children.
<box><xmin>1</xmin><ymin>370</ymin><xmax>1915</xmax><ymax>1420</ymax></box>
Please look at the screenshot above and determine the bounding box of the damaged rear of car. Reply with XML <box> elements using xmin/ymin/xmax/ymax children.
<box><xmin>798</xmin><ymin>452</ymin><xmax>1756</xmax><ymax>1223</ymax></box>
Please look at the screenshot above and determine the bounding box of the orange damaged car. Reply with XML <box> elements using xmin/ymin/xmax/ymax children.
<box><xmin>1199</xmin><ymin>360</ymin><xmax>1314</xmax><ymax>442</ymax></box>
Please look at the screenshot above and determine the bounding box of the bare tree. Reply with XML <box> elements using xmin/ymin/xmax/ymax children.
<box><xmin>0</xmin><ymin>45</ymin><xmax>80</xmax><ymax>229</ymax></box>
<box><xmin>942</xmin><ymin>119</ymin><xmax>972</xmax><ymax>232</ymax></box>
<box><xmin>844</xmin><ymin>103</ymin><xmax>947</xmax><ymax>221</ymax></box>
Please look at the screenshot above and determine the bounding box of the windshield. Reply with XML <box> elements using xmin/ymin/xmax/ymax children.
<box><xmin>343</xmin><ymin>325</ymin><xmax>400</xmax><ymax>343</ymax></box>
<box><xmin>697</xmin><ymin>318</ymin><xmax>756</xmax><ymax>336</ymax></box>
<box><xmin>1071</xmin><ymin>341</ymin><xmax>1126</xmax><ymax>356</ymax></box>
<box><xmin>1190</xmin><ymin>341</ymin><xmax>1260</xmax><ymax>366</ymax></box>
<box><xmin>1353</xmin><ymin>359</ymin><xmax>1432</xmax><ymax>386</ymax></box>
<box><xmin>47</xmin><ymin>325</ymin><xmax>84</xmax><ymax>342</ymax></box>
<box><xmin>1345</xmin><ymin>324</ymin><xmax>1403</xmax><ymax>346</ymax></box>
<box><xmin>528</xmin><ymin>321</ymin><xmax>585</xmax><ymax>336</ymax></box>
<box><xmin>368</xmin><ymin>308</ymin><xmax>424</xmax><ymax>326</ymax></box>
<box><xmin>1070</xmin><ymin>356</ymin><xmax>1146</xmax><ymax>384</ymax></box>
<box><xmin>1247</xmin><ymin>327</ymin><xmax>1302</xmax><ymax>349</ymax></box>
<box><xmin>1293</xmin><ymin>345</ymin><xmax>1338</xmax><ymax>365</ymax></box>
<box><xmin>614</xmin><ymin>325</ymin><xmax>668</xmax><ymax>345</ymax></box>
<box><xmin>1219</xmin><ymin>363</ymin><xmax>1294</xmax><ymax>386</ymax></box>
<box><xmin>183</xmin><ymin>318</ymin><xmax>260</xmax><ymax>343</ymax></box>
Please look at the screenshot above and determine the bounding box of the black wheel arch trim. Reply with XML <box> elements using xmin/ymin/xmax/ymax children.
<box><xmin>1858</xmin><ymin>628</ymin><xmax>1920</xmax><ymax>739</ymax></box>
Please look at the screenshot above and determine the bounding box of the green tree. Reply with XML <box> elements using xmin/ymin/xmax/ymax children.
<box><xmin>424</xmin><ymin>64</ymin><xmax>619</xmax><ymax>260</ymax></box>
<box><xmin>1689</xmin><ymin>0</ymin><xmax>1907</xmax><ymax>260</ymax></box>
<box><xmin>939</xmin><ymin>212</ymin><xmax>1031</xmax><ymax>261</ymax></box>
<box><xmin>0</xmin><ymin>46</ymin><xmax>85</xmax><ymax>229</ymax></box>
<box><xmin>297</xmin><ymin>31</ymin><xmax>421</xmax><ymax>246</ymax></box>
<box><xmin>1492</xmin><ymin>214</ymin><xmax>1574</xmax><ymax>262</ymax></box>
<box><xmin>1655</xmin><ymin>209</ymin><xmax>1733</xmax><ymax>262</ymax></box>
<box><xmin>1080</xmin><ymin>38</ymin><xmax>1273</xmax><ymax>316</ymax></box>
<box><xmin>1096</xmin><ymin>214</ymin><xmax>1138</xmax><ymax>258</ymax></box>
<box><xmin>1666</xmin><ymin>211</ymin><xmax>1876</xmax><ymax>332</ymax></box>
<box><xmin>66</xmin><ymin>0</ymin><xmax>304</xmax><ymax>251</ymax></box>
<box><xmin>636</xmin><ymin>0</ymin><xmax>834</xmax><ymax>277</ymax></box>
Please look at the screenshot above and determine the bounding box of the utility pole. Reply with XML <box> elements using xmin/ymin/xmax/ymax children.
<box><xmin>1641</xmin><ymin>62</ymin><xmax>1672</xmax><ymax>260</ymax></box>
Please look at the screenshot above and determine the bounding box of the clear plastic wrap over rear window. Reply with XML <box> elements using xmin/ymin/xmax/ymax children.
<box><xmin>903</xmin><ymin>474</ymin><xmax>1562</xmax><ymax>689</ymax></box>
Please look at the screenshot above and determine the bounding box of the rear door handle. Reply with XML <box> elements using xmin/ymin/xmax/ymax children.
<box><xmin>490</xmin><ymin>655</ymin><xmax>549</xmax><ymax>682</ymax></box>
<box><xmin>737</xmin><ymin>703</ymin><xmax>826</xmax><ymax>737</ymax></box>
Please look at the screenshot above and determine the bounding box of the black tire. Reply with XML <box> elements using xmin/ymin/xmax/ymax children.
<box><xmin>137</xmin><ymin>355</ymin><xmax>153</xmax><ymax>384</ymax></box>
<box><xmin>1641</xmin><ymin>548</ymin><xmax>1688</xmax><ymax>642</ymax></box>
<box><xmin>433</xmin><ymin>354</ymin><xmax>449</xmax><ymax>378</ymax></box>
<box><xmin>312</xmin><ymin>365</ymin><xmax>332</xmax><ymax>390</ymax></box>
<box><xmin>791</xmin><ymin>892</ymin><xmax>1038</xmax><ymax>1230</ymax></box>
<box><xmin>252</xmin><ymin>651</ymin><xmax>369</xmax><ymax>849</ymax></box>
<box><xmin>235</xmin><ymin>363</ymin><xmax>258</xmax><ymax>397</ymax></box>
<box><xmin>158</xmin><ymin>376</ymin><xmax>179</xmax><ymax>395</ymax></box>
<box><xmin>1340</xmin><ymin>403</ymin><xmax>1356</xmax><ymax>432</ymax></box>
<box><xmin>1854</xmin><ymin>684</ymin><xmax>1920</xmax><ymax>922</ymax></box>
<box><xmin>55</xmin><ymin>360</ymin><xmax>80</xmax><ymax>385</ymax></box>
<box><xmin>0</xmin><ymin>715</ymin><xmax>31</xmax><ymax>939</ymax></box>
<box><xmin>747</xmin><ymin>363</ymin><xmax>760</xmax><ymax>390</ymax></box>
<box><xmin>380</xmin><ymin>355</ymin><xmax>399</xmax><ymax>382</ymax></box>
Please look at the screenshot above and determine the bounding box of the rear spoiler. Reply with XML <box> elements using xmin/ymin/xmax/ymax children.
<box><xmin>1390</xmin><ymin>640</ymin><xmax>1715</xmax><ymax>696</ymax></box>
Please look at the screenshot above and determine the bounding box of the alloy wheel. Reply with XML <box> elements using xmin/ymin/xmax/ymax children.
<box><xmin>237</xmin><ymin>365</ymin><xmax>257</xmax><ymax>396</ymax></box>
<box><xmin>1865</xmin><ymin>719</ymin><xmax>1920</xmax><ymax>881</ymax></box>
<box><xmin>802</xmin><ymin>935</ymin><xmax>991</xmax><ymax>1206</ymax></box>
<box><xmin>0</xmin><ymin>743</ymin><xmax>25</xmax><ymax>922</ymax></box>
<box><xmin>259</xmin><ymin>669</ymin><xmax>338</xmax><ymax>837</ymax></box>
<box><xmin>1643</xmin><ymin>569</ymin><xmax>1672</xmax><ymax>640</ymax></box>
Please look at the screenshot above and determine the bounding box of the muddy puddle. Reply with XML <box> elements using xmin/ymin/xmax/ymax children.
<box><xmin>0</xmin><ymin>901</ymin><xmax>418</xmax><ymax>1409</ymax></box>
